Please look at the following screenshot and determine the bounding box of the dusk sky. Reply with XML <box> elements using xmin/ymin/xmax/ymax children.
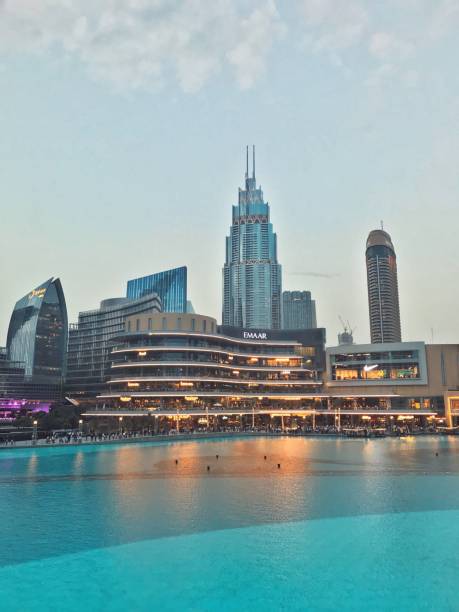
<box><xmin>1</xmin><ymin>0</ymin><xmax>459</xmax><ymax>345</ymax></box>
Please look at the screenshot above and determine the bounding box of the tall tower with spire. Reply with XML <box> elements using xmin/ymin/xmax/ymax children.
<box><xmin>222</xmin><ymin>146</ymin><xmax>282</xmax><ymax>329</ymax></box>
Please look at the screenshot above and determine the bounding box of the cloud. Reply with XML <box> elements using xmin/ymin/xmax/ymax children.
<box><xmin>0</xmin><ymin>0</ymin><xmax>285</xmax><ymax>92</ymax></box>
<box><xmin>299</xmin><ymin>0</ymin><xmax>369</xmax><ymax>52</ymax></box>
<box><xmin>430</xmin><ymin>0</ymin><xmax>459</xmax><ymax>39</ymax></box>
<box><xmin>369</xmin><ymin>32</ymin><xmax>414</xmax><ymax>61</ymax></box>
<box><xmin>227</xmin><ymin>1</ymin><xmax>285</xmax><ymax>90</ymax></box>
<box><xmin>297</xmin><ymin>1</ymin><xmax>422</xmax><ymax>91</ymax></box>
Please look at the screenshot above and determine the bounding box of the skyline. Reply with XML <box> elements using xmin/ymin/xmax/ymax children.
<box><xmin>2</xmin><ymin>1</ymin><xmax>459</xmax><ymax>345</ymax></box>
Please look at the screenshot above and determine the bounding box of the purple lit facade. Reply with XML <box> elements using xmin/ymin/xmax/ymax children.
<box><xmin>0</xmin><ymin>399</ymin><xmax>51</xmax><ymax>421</ymax></box>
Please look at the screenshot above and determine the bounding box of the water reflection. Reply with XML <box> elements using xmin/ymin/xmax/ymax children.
<box><xmin>1</xmin><ymin>437</ymin><xmax>459</xmax><ymax>567</ymax></box>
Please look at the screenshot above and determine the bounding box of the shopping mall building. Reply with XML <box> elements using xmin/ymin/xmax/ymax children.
<box><xmin>326</xmin><ymin>342</ymin><xmax>459</xmax><ymax>428</ymax></box>
<box><xmin>83</xmin><ymin>312</ymin><xmax>459</xmax><ymax>429</ymax></box>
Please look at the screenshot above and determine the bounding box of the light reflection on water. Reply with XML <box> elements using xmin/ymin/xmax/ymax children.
<box><xmin>1</xmin><ymin>436</ymin><xmax>459</xmax><ymax>568</ymax></box>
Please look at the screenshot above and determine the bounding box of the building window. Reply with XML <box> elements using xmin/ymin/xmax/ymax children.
<box><xmin>202</xmin><ymin>320</ymin><xmax>207</xmax><ymax>333</ymax></box>
<box><xmin>191</xmin><ymin>318</ymin><xmax>196</xmax><ymax>331</ymax></box>
<box><xmin>136</xmin><ymin>319</ymin><xmax>140</xmax><ymax>331</ymax></box>
<box><xmin>211</xmin><ymin>322</ymin><xmax>215</xmax><ymax>333</ymax></box>
<box><xmin>177</xmin><ymin>317</ymin><xmax>182</xmax><ymax>330</ymax></box>
<box><xmin>127</xmin><ymin>320</ymin><xmax>131</xmax><ymax>332</ymax></box>
<box><xmin>148</xmin><ymin>318</ymin><xmax>152</xmax><ymax>330</ymax></box>
<box><xmin>162</xmin><ymin>317</ymin><xmax>167</xmax><ymax>331</ymax></box>
<box><xmin>441</xmin><ymin>352</ymin><xmax>446</xmax><ymax>386</ymax></box>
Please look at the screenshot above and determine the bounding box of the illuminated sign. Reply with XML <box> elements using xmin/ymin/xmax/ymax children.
<box><xmin>243</xmin><ymin>331</ymin><xmax>268</xmax><ymax>340</ymax></box>
<box><xmin>363</xmin><ymin>364</ymin><xmax>379</xmax><ymax>372</ymax></box>
<box><xmin>29</xmin><ymin>288</ymin><xmax>46</xmax><ymax>300</ymax></box>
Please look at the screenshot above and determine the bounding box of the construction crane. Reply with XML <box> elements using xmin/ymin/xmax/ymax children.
<box><xmin>338</xmin><ymin>316</ymin><xmax>355</xmax><ymax>345</ymax></box>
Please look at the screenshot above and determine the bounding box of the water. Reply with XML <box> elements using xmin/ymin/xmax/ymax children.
<box><xmin>1</xmin><ymin>436</ymin><xmax>458</xmax><ymax>611</ymax></box>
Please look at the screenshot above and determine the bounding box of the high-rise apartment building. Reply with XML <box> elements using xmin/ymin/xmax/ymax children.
<box><xmin>66</xmin><ymin>293</ymin><xmax>161</xmax><ymax>401</ymax></box>
<box><xmin>222</xmin><ymin>147</ymin><xmax>282</xmax><ymax>329</ymax></box>
<box><xmin>282</xmin><ymin>291</ymin><xmax>317</xmax><ymax>330</ymax></box>
<box><xmin>366</xmin><ymin>228</ymin><xmax>402</xmax><ymax>343</ymax></box>
<box><xmin>126</xmin><ymin>266</ymin><xmax>187</xmax><ymax>312</ymax></box>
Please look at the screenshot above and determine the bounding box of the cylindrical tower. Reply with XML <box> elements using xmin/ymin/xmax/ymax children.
<box><xmin>366</xmin><ymin>229</ymin><xmax>401</xmax><ymax>343</ymax></box>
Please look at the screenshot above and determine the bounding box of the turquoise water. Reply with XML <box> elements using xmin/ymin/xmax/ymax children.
<box><xmin>1</xmin><ymin>436</ymin><xmax>459</xmax><ymax>611</ymax></box>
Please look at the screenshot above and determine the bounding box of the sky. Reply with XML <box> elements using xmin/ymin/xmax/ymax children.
<box><xmin>1</xmin><ymin>0</ymin><xmax>459</xmax><ymax>346</ymax></box>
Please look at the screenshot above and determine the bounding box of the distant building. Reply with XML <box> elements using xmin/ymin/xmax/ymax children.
<box><xmin>366</xmin><ymin>228</ymin><xmax>402</xmax><ymax>343</ymax></box>
<box><xmin>126</xmin><ymin>266</ymin><xmax>187</xmax><ymax>313</ymax></box>
<box><xmin>2</xmin><ymin>278</ymin><xmax>67</xmax><ymax>415</ymax></box>
<box><xmin>222</xmin><ymin>146</ymin><xmax>282</xmax><ymax>329</ymax></box>
<box><xmin>338</xmin><ymin>329</ymin><xmax>354</xmax><ymax>345</ymax></box>
<box><xmin>7</xmin><ymin>278</ymin><xmax>68</xmax><ymax>383</ymax></box>
<box><xmin>66</xmin><ymin>294</ymin><xmax>161</xmax><ymax>401</ymax></box>
<box><xmin>282</xmin><ymin>291</ymin><xmax>317</xmax><ymax>330</ymax></box>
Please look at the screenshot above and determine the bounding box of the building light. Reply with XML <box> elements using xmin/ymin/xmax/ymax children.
<box><xmin>120</xmin><ymin>397</ymin><xmax>131</xmax><ymax>402</ymax></box>
<box><xmin>232</xmin><ymin>370</ymin><xmax>240</xmax><ymax>375</ymax></box>
<box><xmin>281</xmin><ymin>370</ymin><xmax>290</xmax><ymax>375</ymax></box>
<box><xmin>249</xmin><ymin>357</ymin><xmax>259</xmax><ymax>363</ymax></box>
<box><xmin>184</xmin><ymin>396</ymin><xmax>199</xmax><ymax>401</ymax></box>
<box><xmin>138</xmin><ymin>351</ymin><xmax>147</xmax><ymax>357</ymax></box>
<box><xmin>179</xmin><ymin>382</ymin><xmax>194</xmax><ymax>387</ymax></box>
<box><xmin>127</xmin><ymin>382</ymin><xmax>139</xmax><ymax>388</ymax></box>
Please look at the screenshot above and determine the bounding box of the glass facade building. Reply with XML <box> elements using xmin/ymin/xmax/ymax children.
<box><xmin>223</xmin><ymin>147</ymin><xmax>282</xmax><ymax>329</ymax></box>
<box><xmin>6</xmin><ymin>278</ymin><xmax>68</xmax><ymax>383</ymax></box>
<box><xmin>66</xmin><ymin>294</ymin><xmax>161</xmax><ymax>401</ymax></box>
<box><xmin>282</xmin><ymin>291</ymin><xmax>317</xmax><ymax>330</ymax></box>
<box><xmin>126</xmin><ymin>267</ymin><xmax>187</xmax><ymax>313</ymax></box>
<box><xmin>0</xmin><ymin>347</ymin><xmax>56</xmax><ymax>418</ymax></box>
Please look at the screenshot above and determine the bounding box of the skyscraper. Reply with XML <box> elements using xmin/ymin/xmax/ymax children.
<box><xmin>7</xmin><ymin>278</ymin><xmax>68</xmax><ymax>383</ymax></box>
<box><xmin>222</xmin><ymin>147</ymin><xmax>282</xmax><ymax>329</ymax></box>
<box><xmin>126</xmin><ymin>266</ymin><xmax>187</xmax><ymax>313</ymax></box>
<box><xmin>366</xmin><ymin>228</ymin><xmax>402</xmax><ymax>343</ymax></box>
<box><xmin>282</xmin><ymin>291</ymin><xmax>317</xmax><ymax>329</ymax></box>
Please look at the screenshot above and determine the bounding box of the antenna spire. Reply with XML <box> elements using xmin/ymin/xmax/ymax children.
<box><xmin>381</xmin><ymin>220</ymin><xmax>384</xmax><ymax>230</ymax></box>
<box><xmin>245</xmin><ymin>145</ymin><xmax>249</xmax><ymax>179</ymax></box>
<box><xmin>252</xmin><ymin>145</ymin><xmax>256</xmax><ymax>179</ymax></box>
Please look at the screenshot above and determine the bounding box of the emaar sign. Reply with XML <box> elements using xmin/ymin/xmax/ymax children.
<box><xmin>243</xmin><ymin>331</ymin><xmax>268</xmax><ymax>340</ymax></box>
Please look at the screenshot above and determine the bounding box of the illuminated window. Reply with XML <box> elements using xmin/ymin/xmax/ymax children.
<box><xmin>334</xmin><ymin>368</ymin><xmax>359</xmax><ymax>381</ymax></box>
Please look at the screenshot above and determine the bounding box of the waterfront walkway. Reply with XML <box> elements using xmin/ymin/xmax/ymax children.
<box><xmin>0</xmin><ymin>428</ymin><xmax>446</xmax><ymax>451</ymax></box>
<box><xmin>0</xmin><ymin>431</ymin><xmax>278</xmax><ymax>451</ymax></box>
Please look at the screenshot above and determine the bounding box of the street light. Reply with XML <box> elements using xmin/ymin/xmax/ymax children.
<box><xmin>78</xmin><ymin>419</ymin><xmax>83</xmax><ymax>442</ymax></box>
<box><xmin>32</xmin><ymin>420</ymin><xmax>38</xmax><ymax>446</ymax></box>
<box><xmin>119</xmin><ymin>416</ymin><xmax>123</xmax><ymax>435</ymax></box>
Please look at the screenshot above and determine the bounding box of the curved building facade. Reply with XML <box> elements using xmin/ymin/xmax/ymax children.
<box><xmin>6</xmin><ymin>278</ymin><xmax>68</xmax><ymax>383</ymax></box>
<box><xmin>98</xmin><ymin>312</ymin><xmax>323</xmax><ymax>412</ymax></box>
<box><xmin>366</xmin><ymin>229</ymin><xmax>402</xmax><ymax>343</ymax></box>
<box><xmin>66</xmin><ymin>293</ymin><xmax>162</xmax><ymax>400</ymax></box>
<box><xmin>222</xmin><ymin>147</ymin><xmax>282</xmax><ymax>329</ymax></box>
